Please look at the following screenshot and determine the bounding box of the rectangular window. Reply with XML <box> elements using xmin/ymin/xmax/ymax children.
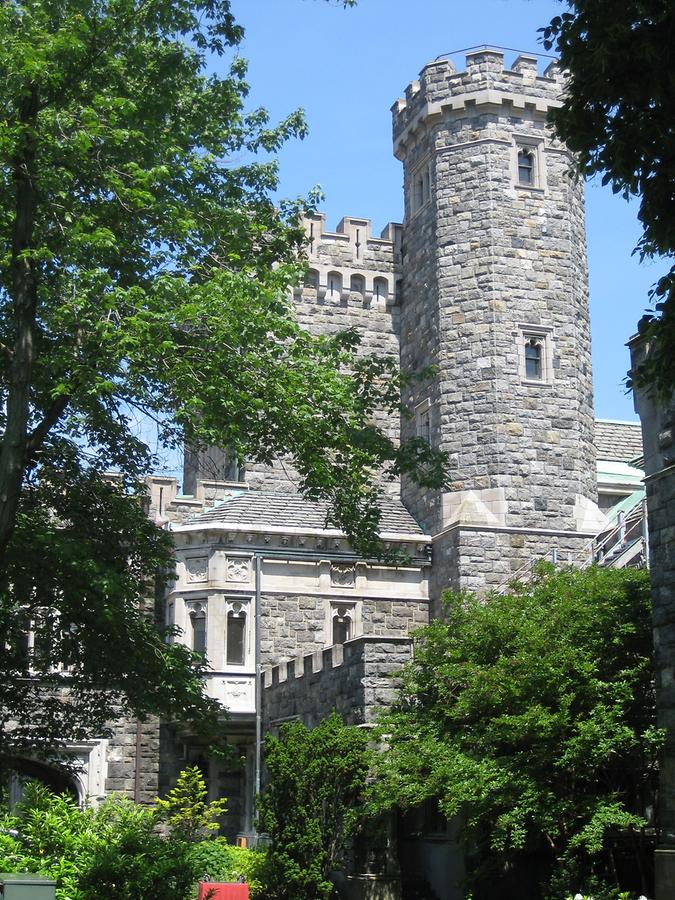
<box><xmin>411</xmin><ymin>161</ymin><xmax>431</xmax><ymax>214</ymax></box>
<box><xmin>415</xmin><ymin>398</ymin><xmax>432</xmax><ymax>444</ymax></box>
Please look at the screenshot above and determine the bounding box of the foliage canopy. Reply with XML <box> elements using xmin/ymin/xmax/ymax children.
<box><xmin>0</xmin><ymin>767</ymin><xmax>265</xmax><ymax>899</ymax></box>
<box><xmin>370</xmin><ymin>566</ymin><xmax>659</xmax><ymax>899</ymax></box>
<box><xmin>541</xmin><ymin>0</ymin><xmax>675</xmax><ymax>395</ymax></box>
<box><xmin>0</xmin><ymin>0</ymin><xmax>446</xmax><ymax>762</ymax></box>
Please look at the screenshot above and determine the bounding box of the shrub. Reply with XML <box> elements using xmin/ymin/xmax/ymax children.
<box><xmin>0</xmin><ymin>767</ymin><xmax>261</xmax><ymax>900</ymax></box>
<box><xmin>258</xmin><ymin>712</ymin><xmax>371</xmax><ymax>900</ymax></box>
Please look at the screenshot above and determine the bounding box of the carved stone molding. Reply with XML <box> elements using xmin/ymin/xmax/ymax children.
<box><xmin>330</xmin><ymin>564</ymin><xmax>356</xmax><ymax>587</ymax></box>
<box><xmin>185</xmin><ymin>556</ymin><xmax>208</xmax><ymax>583</ymax></box>
<box><xmin>226</xmin><ymin>556</ymin><xmax>251</xmax><ymax>584</ymax></box>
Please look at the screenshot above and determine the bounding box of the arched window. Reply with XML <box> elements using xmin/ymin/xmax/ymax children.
<box><xmin>332</xmin><ymin>605</ymin><xmax>353</xmax><ymax>645</ymax></box>
<box><xmin>518</xmin><ymin>148</ymin><xmax>535</xmax><ymax>185</ymax></box>
<box><xmin>226</xmin><ymin>603</ymin><xmax>246</xmax><ymax>666</ymax></box>
<box><xmin>327</xmin><ymin>271</ymin><xmax>342</xmax><ymax>299</ymax></box>
<box><xmin>525</xmin><ymin>337</ymin><xmax>543</xmax><ymax>380</ymax></box>
<box><xmin>373</xmin><ymin>277</ymin><xmax>388</xmax><ymax>303</ymax></box>
<box><xmin>350</xmin><ymin>274</ymin><xmax>365</xmax><ymax>296</ymax></box>
<box><xmin>304</xmin><ymin>268</ymin><xmax>319</xmax><ymax>289</ymax></box>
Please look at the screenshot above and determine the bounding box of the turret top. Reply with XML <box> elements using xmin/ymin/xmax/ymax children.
<box><xmin>392</xmin><ymin>49</ymin><xmax>563</xmax><ymax>159</ymax></box>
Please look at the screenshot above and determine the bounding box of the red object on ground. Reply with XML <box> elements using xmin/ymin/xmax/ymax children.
<box><xmin>198</xmin><ymin>883</ymin><xmax>249</xmax><ymax>900</ymax></box>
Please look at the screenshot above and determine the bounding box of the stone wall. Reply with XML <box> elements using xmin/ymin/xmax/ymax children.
<box><xmin>430</xmin><ymin>525</ymin><xmax>595</xmax><ymax>610</ymax></box>
<box><xmin>262</xmin><ymin>635</ymin><xmax>413</xmax><ymax>729</ymax></box>
<box><xmin>104</xmin><ymin>715</ymin><xmax>160</xmax><ymax>804</ymax></box>
<box><xmin>631</xmin><ymin>337</ymin><xmax>675</xmax><ymax>900</ymax></box>
<box><xmin>260</xmin><ymin>592</ymin><xmax>428</xmax><ymax>665</ymax></box>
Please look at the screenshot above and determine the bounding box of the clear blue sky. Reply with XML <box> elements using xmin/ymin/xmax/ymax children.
<box><xmin>222</xmin><ymin>0</ymin><xmax>666</xmax><ymax>424</ymax></box>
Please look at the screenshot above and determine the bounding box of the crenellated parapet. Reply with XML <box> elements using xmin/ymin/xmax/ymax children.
<box><xmin>262</xmin><ymin>635</ymin><xmax>413</xmax><ymax>728</ymax></box>
<box><xmin>392</xmin><ymin>48</ymin><xmax>563</xmax><ymax>159</ymax></box>
<box><xmin>295</xmin><ymin>212</ymin><xmax>402</xmax><ymax>309</ymax></box>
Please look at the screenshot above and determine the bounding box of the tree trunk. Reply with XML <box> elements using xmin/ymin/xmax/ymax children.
<box><xmin>0</xmin><ymin>85</ymin><xmax>40</xmax><ymax>558</ymax></box>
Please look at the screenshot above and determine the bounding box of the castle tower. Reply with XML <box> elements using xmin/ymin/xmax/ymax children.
<box><xmin>393</xmin><ymin>49</ymin><xmax>605</xmax><ymax>603</ymax></box>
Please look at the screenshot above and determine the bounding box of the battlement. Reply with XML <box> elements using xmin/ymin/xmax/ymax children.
<box><xmin>392</xmin><ymin>48</ymin><xmax>563</xmax><ymax>159</ymax></box>
<box><xmin>296</xmin><ymin>213</ymin><xmax>402</xmax><ymax>307</ymax></box>
<box><xmin>305</xmin><ymin>212</ymin><xmax>402</xmax><ymax>260</ymax></box>
<box><xmin>262</xmin><ymin>635</ymin><xmax>413</xmax><ymax>728</ymax></box>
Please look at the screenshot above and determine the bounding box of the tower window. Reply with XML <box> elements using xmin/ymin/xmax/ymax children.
<box><xmin>525</xmin><ymin>338</ymin><xmax>543</xmax><ymax>380</ymax></box>
<box><xmin>519</xmin><ymin>326</ymin><xmax>553</xmax><ymax>384</ymax></box>
<box><xmin>518</xmin><ymin>148</ymin><xmax>535</xmax><ymax>185</ymax></box>
<box><xmin>327</xmin><ymin>271</ymin><xmax>342</xmax><ymax>299</ymax></box>
<box><xmin>415</xmin><ymin>398</ymin><xmax>432</xmax><ymax>445</ymax></box>
<box><xmin>411</xmin><ymin>163</ymin><xmax>431</xmax><ymax>213</ymax></box>
<box><xmin>226</xmin><ymin>604</ymin><xmax>247</xmax><ymax>666</ymax></box>
<box><xmin>304</xmin><ymin>268</ymin><xmax>319</xmax><ymax>289</ymax></box>
<box><xmin>373</xmin><ymin>277</ymin><xmax>388</xmax><ymax>302</ymax></box>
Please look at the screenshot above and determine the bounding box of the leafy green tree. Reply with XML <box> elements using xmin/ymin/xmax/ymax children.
<box><xmin>370</xmin><ymin>566</ymin><xmax>659</xmax><ymax>899</ymax></box>
<box><xmin>258</xmin><ymin>712</ymin><xmax>371</xmax><ymax>900</ymax></box>
<box><xmin>0</xmin><ymin>0</ymin><xmax>446</xmax><ymax>761</ymax></box>
<box><xmin>541</xmin><ymin>1</ymin><xmax>675</xmax><ymax>395</ymax></box>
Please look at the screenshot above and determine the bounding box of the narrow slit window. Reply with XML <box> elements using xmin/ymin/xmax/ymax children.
<box><xmin>518</xmin><ymin>148</ymin><xmax>535</xmax><ymax>185</ymax></box>
<box><xmin>525</xmin><ymin>338</ymin><xmax>543</xmax><ymax>380</ymax></box>
<box><xmin>190</xmin><ymin>609</ymin><xmax>206</xmax><ymax>658</ymax></box>
<box><xmin>226</xmin><ymin>607</ymin><xmax>246</xmax><ymax>665</ymax></box>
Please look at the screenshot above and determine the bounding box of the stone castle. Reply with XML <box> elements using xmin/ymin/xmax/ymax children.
<box><xmin>16</xmin><ymin>48</ymin><xmax>649</xmax><ymax>900</ymax></box>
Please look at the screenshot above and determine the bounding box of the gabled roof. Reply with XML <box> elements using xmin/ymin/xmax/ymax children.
<box><xmin>188</xmin><ymin>489</ymin><xmax>425</xmax><ymax>537</ymax></box>
<box><xmin>595</xmin><ymin>419</ymin><xmax>643</xmax><ymax>464</ymax></box>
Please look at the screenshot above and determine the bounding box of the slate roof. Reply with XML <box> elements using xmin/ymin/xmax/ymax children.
<box><xmin>595</xmin><ymin>419</ymin><xmax>643</xmax><ymax>464</ymax></box>
<box><xmin>189</xmin><ymin>490</ymin><xmax>425</xmax><ymax>536</ymax></box>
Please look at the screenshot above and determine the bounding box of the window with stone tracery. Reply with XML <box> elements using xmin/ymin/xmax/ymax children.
<box><xmin>226</xmin><ymin>602</ymin><xmax>247</xmax><ymax>666</ymax></box>
<box><xmin>332</xmin><ymin>605</ymin><xmax>353</xmax><ymax>645</ymax></box>
<box><xmin>188</xmin><ymin>602</ymin><xmax>207</xmax><ymax>658</ymax></box>
<box><xmin>518</xmin><ymin>325</ymin><xmax>553</xmax><ymax>384</ymax></box>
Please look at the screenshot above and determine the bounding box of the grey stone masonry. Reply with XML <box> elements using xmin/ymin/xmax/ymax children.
<box><xmin>259</xmin><ymin>592</ymin><xmax>428</xmax><ymax>665</ymax></box>
<box><xmin>104</xmin><ymin>715</ymin><xmax>160</xmax><ymax>803</ymax></box>
<box><xmin>392</xmin><ymin>49</ymin><xmax>600</xmax><ymax>598</ymax></box>
<box><xmin>262</xmin><ymin>635</ymin><xmax>413</xmax><ymax>730</ymax></box>
<box><xmin>244</xmin><ymin>213</ymin><xmax>403</xmax><ymax>494</ymax></box>
<box><xmin>631</xmin><ymin>336</ymin><xmax>675</xmax><ymax>900</ymax></box>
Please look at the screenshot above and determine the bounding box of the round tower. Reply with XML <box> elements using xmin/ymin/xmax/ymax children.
<box><xmin>393</xmin><ymin>49</ymin><xmax>604</xmax><ymax>600</ymax></box>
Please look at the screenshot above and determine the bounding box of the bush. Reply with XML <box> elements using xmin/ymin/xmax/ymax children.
<box><xmin>0</xmin><ymin>767</ymin><xmax>265</xmax><ymax>900</ymax></box>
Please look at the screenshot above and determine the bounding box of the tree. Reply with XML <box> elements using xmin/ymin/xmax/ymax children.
<box><xmin>0</xmin><ymin>1</ymin><xmax>446</xmax><ymax>761</ymax></box>
<box><xmin>540</xmin><ymin>1</ymin><xmax>675</xmax><ymax>395</ymax></box>
<box><xmin>258</xmin><ymin>713</ymin><xmax>371</xmax><ymax>900</ymax></box>
<box><xmin>370</xmin><ymin>566</ymin><xmax>660</xmax><ymax>899</ymax></box>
